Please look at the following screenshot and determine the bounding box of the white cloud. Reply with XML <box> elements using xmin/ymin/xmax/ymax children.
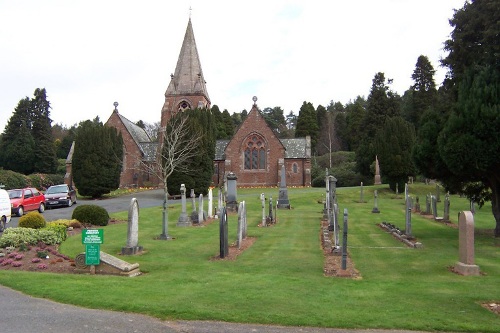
<box><xmin>0</xmin><ymin>0</ymin><xmax>464</xmax><ymax>130</ymax></box>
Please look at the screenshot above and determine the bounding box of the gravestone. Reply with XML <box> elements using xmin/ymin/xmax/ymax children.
<box><xmin>405</xmin><ymin>198</ymin><xmax>412</xmax><ymax>237</ymax></box>
<box><xmin>219</xmin><ymin>207</ymin><xmax>229</xmax><ymax>258</ymax></box>
<box><xmin>374</xmin><ymin>155</ymin><xmax>382</xmax><ymax>185</ymax></box>
<box><xmin>470</xmin><ymin>200</ymin><xmax>475</xmax><ymax>214</ymax></box>
<box><xmin>425</xmin><ymin>194</ymin><xmax>431</xmax><ymax>215</ymax></box>
<box><xmin>226</xmin><ymin>172</ymin><xmax>238</xmax><ymax>212</ymax></box>
<box><xmin>414</xmin><ymin>196</ymin><xmax>421</xmax><ymax>213</ymax></box>
<box><xmin>208</xmin><ymin>188</ymin><xmax>213</xmax><ymax>218</ymax></box>
<box><xmin>404</xmin><ymin>183</ymin><xmax>409</xmax><ymax>201</ymax></box>
<box><xmin>121</xmin><ymin>198</ymin><xmax>143</xmax><ymax>255</ymax></box>
<box><xmin>333</xmin><ymin>203</ymin><xmax>340</xmax><ymax>249</ymax></box>
<box><xmin>237</xmin><ymin>201</ymin><xmax>246</xmax><ymax>249</ymax></box>
<box><xmin>198</xmin><ymin>194</ymin><xmax>204</xmax><ymax>224</ymax></box>
<box><xmin>177</xmin><ymin>184</ymin><xmax>191</xmax><ymax>227</ymax></box>
<box><xmin>323</xmin><ymin>178</ymin><xmax>330</xmax><ymax>219</ymax></box>
<box><xmin>277</xmin><ymin>165</ymin><xmax>291</xmax><ymax>209</ymax></box>
<box><xmin>454</xmin><ymin>211</ymin><xmax>480</xmax><ymax>275</ymax></box>
<box><xmin>372</xmin><ymin>190</ymin><xmax>380</xmax><ymax>213</ymax></box>
<box><xmin>431</xmin><ymin>195</ymin><xmax>443</xmax><ymax>221</ymax></box>
<box><xmin>436</xmin><ymin>184</ymin><xmax>441</xmax><ymax>202</ymax></box>
<box><xmin>267</xmin><ymin>196</ymin><xmax>274</xmax><ymax>224</ymax></box>
<box><xmin>190</xmin><ymin>189</ymin><xmax>196</xmax><ymax>213</ymax></box>
<box><xmin>217</xmin><ymin>186</ymin><xmax>223</xmax><ymax>217</ymax></box>
<box><xmin>360</xmin><ymin>182</ymin><xmax>365</xmax><ymax>203</ymax></box>
<box><xmin>443</xmin><ymin>192</ymin><xmax>450</xmax><ymax>221</ymax></box>
<box><xmin>395</xmin><ymin>183</ymin><xmax>399</xmax><ymax>198</ymax></box>
<box><xmin>260</xmin><ymin>193</ymin><xmax>266</xmax><ymax>227</ymax></box>
<box><xmin>341</xmin><ymin>208</ymin><xmax>348</xmax><ymax>270</ymax></box>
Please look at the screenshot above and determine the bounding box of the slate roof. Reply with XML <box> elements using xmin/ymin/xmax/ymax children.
<box><xmin>214</xmin><ymin>137</ymin><xmax>310</xmax><ymax>160</ymax></box>
<box><xmin>165</xmin><ymin>18</ymin><xmax>210</xmax><ymax>102</ymax></box>
<box><xmin>139</xmin><ymin>142</ymin><xmax>159</xmax><ymax>162</ymax></box>
<box><xmin>281</xmin><ymin>138</ymin><xmax>310</xmax><ymax>158</ymax></box>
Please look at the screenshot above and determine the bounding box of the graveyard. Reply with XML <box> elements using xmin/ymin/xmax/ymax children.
<box><xmin>0</xmin><ymin>183</ymin><xmax>499</xmax><ymax>332</ymax></box>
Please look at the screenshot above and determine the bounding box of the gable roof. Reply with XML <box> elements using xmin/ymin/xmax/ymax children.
<box><xmin>165</xmin><ymin>18</ymin><xmax>210</xmax><ymax>102</ymax></box>
<box><xmin>281</xmin><ymin>138</ymin><xmax>311</xmax><ymax>158</ymax></box>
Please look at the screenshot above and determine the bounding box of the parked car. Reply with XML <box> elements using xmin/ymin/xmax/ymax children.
<box><xmin>44</xmin><ymin>184</ymin><xmax>77</xmax><ymax>208</ymax></box>
<box><xmin>0</xmin><ymin>189</ymin><xmax>12</xmax><ymax>232</ymax></box>
<box><xmin>8</xmin><ymin>187</ymin><xmax>46</xmax><ymax>217</ymax></box>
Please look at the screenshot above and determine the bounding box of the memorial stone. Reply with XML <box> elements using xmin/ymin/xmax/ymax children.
<box><xmin>121</xmin><ymin>198</ymin><xmax>143</xmax><ymax>255</ymax></box>
<box><xmin>372</xmin><ymin>190</ymin><xmax>380</xmax><ymax>213</ymax></box>
<box><xmin>454</xmin><ymin>211</ymin><xmax>480</xmax><ymax>275</ymax></box>
<box><xmin>226</xmin><ymin>172</ymin><xmax>238</xmax><ymax>212</ymax></box>
<box><xmin>277</xmin><ymin>165</ymin><xmax>291</xmax><ymax>209</ymax></box>
<box><xmin>443</xmin><ymin>192</ymin><xmax>450</xmax><ymax>221</ymax></box>
<box><xmin>198</xmin><ymin>194</ymin><xmax>204</xmax><ymax>223</ymax></box>
<box><xmin>219</xmin><ymin>207</ymin><xmax>229</xmax><ymax>258</ymax></box>
<box><xmin>177</xmin><ymin>184</ymin><xmax>191</xmax><ymax>227</ymax></box>
<box><xmin>414</xmin><ymin>196</ymin><xmax>421</xmax><ymax>213</ymax></box>
<box><xmin>260</xmin><ymin>193</ymin><xmax>266</xmax><ymax>227</ymax></box>
<box><xmin>374</xmin><ymin>156</ymin><xmax>382</xmax><ymax>185</ymax></box>
<box><xmin>208</xmin><ymin>188</ymin><xmax>213</xmax><ymax>218</ymax></box>
<box><xmin>341</xmin><ymin>208</ymin><xmax>348</xmax><ymax>270</ymax></box>
<box><xmin>405</xmin><ymin>198</ymin><xmax>412</xmax><ymax>237</ymax></box>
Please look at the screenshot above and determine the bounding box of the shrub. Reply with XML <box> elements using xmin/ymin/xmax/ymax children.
<box><xmin>18</xmin><ymin>212</ymin><xmax>46</xmax><ymax>229</ymax></box>
<box><xmin>72</xmin><ymin>205</ymin><xmax>109</xmax><ymax>226</ymax></box>
<box><xmin>27</xmin><ymin>173</ymin><xmax>65</xmax><ymax>191</ymax></box>
<box><xmin>11</xmin><ymin>261</ymin><xmax>22</xmax><ymax>267</ymax></box>
<box><xmin>0</xmin><ymin>169</ymin><xmax>28</xmax><ymax>189</ymax></box>
<box><xmin>44</xmin><ymin>224</ymin><xmax>68</xmax><ymax>242</ymax></box>
<box><xmin>0</xmin><ymin>227</ymin><xmax>63</xmax><ymax>248</ymax></box>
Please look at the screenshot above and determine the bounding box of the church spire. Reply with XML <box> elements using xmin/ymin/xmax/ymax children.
<box><xmin>164</xmin><ymin>18</ymin><xmax>210</xmax><ymax>104</ymax></box>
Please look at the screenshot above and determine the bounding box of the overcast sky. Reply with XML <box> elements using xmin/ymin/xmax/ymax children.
<box><xmin>0</xmin><ymin>0</ymin><xmax>466</xmax><ymax>131</ymax></box>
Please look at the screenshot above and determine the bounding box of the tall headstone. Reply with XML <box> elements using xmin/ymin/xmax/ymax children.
<box><xmin>360</xmin><ymin>182</ymin><xmax>365</xmax><ymax>203</ymax></box>
<box><xmin>268</xmin><ymin>196</ymin><xmax>274</xmax><ymax>223</ymax></box>
<box><xmin>341</xmin><ymin>208</ymin><xmax>348</xmax><ymax>270</ymax></box>
<box><xmin>198</xmin><ymin>194</ymin><xmax>204</xmax><ymax>224</ymax></box>
<box><xmin>190</xmin><ymin>189</ymin><xmax>196</xmax><ymax>214</ymax></box>
<box><xmin>443</xmin><ymin>192</ymin><xmax>450</xmax><ymax>221</ymax></box>
<box><xmin>219</xmin><ymin>207</ymin><xmax>229</xmax><ymax>258</ymax></box>
<box><xmin>431</xmin><ymin>195</ymin><xmax>438</xmax><ymax>220</ymax></box>
<box><xmin>226</xmin><ymin>172</ymin><xmax>238</xmax><ymax>212</ymax></box>
<box><xmin>208</xmin><ymin>188</ymin><xmax>213</xmax><ymax>218</ymax></box>
<box><xmin>454</xmin><ymin>211</ymin><xmax>480</xmax><ymax>275</ymax></box>
<box><xmin>374</xmin><ymin>155</ymin><xmax>382</xmax><ymax>185</ymax></box>
<box><xmin>260</xmin><ymin>193</ymin><xmax>266</xmax><ymax>227</ymax></box>
<box><xmin>333</xmin><ymin>203</ymin><xmax>340</xmax><ymax>249</ymax></box>
<box><xmin>405</xmin><ymin>197</ymin><xmax>412</xmax><ymax>237</ymax></box>
<box><xmin>436</xmin><ymin>184</ymin><xmax>441</xmax><ymax>202</ymax></box>
<box><xmin>237</xmin><ymin>201</ymin><xmax>245</xmax><ymax>249</ymax></box>
<box><xmin>217</xmin><ymin>186</ymin><xmax>223</xmax><ymax>217</ymax></box>
<box><xmin>323</xmin><ymin>178</ymin><xmax>330</xmax><ymax>219</ymax></box>
<box><xmin>372</xmin><ymin>190</ymin><xmax>380</xmax><ymax>213</ymax></box>
<box><xmin>121</xmin><ymin>198</ymin><xmax>143</xmax><ymax>255</ymax></box>
<box><xmin>177</xmin><ymin>184</ymin><xmax>191</xmax><ymax>227</ymax></box>
<box><xmin>425</xmin><ymin>194</ymin><xmax>431</xmax><ymax>215</ymax></box>
<box><xmin>277</xmin><ymin>165</ymin><xmax>291</xmax><ymax>209</ymax></box>
<box><xmin>414</xmin><ymin>196</ymin><xmax>421</xmax><ymax>213</ymax></box>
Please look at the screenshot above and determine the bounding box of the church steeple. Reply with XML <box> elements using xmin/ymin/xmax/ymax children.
<box><xmin>160</xmin><ymin>17</ymin><xmax>211</xmax><ymax>129</ymax></box>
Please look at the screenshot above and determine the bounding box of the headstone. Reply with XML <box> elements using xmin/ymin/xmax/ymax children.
<box><xmin>277</xmin><ymin>165</ymin><xmax>291</xmax><ymax>209</ymax></box>
<box><xmin>198</xmin><ymin>194</ymin><xmax>204</xmax><ymax>223</ymax></box>
<box><xmin>404</xmin><ymin>183</ymin><xmax>409</xmax><ymax>201</ymax></box>
<box><xmin>268</xmin><ymin>196</ymin><xmax>274</xmax><ymax>224</ymax></box>
<box><xmin>405</xmin><ymin>198</ymin><xmax>412</xmax><ymax>237</ymax></box>
<box><xmin>443</xmin><ymin>192</ymin><xmax>450</xmax><ymax>221</ymax></box>
<box><xmin>374</xmin><ymin>155</ymin><xmax>382</xmax><ymax>185</ymax></box>
<box><xmin>372</xmin><ymin>190</ymin><xmax>380</xmax><ymax>213</ymax></box>
<box><xmin>208</xmin><ymin>188</ymin><xmax>213</xmax><ymax>218</ymax></box>
<box><xmin>217</xmin><ymin>186</ymin><xmax>223</xmax><ymax>217</ymax></box>
<box><xmin>425</xmin><ymin>194</ymin><xmax>431</xmax><ymax>215</ymax></box>
<box><xmin>323</xmin><ymin>177</ymin><xmax>330</xmax><ymax>218</ymax></box>
<box><xmin>226</xmin><ymin>172</ymin><xmax>238</xmax><ymax>212</ymax></box>
<box><xmin>341</xmin><ymin>208</ymin><xmax>348</xmax><ymax>270</ymax></box>
<box><xmin>333</xmin><ymin>203</ymin><xmax>340</xmax><ymax>249</ymax></box>
<box><xmin>121</xmin><ymin>198</ymin><xmax>143</xmax><ymax>255</ymax></box>
<box><xmin>219</xmin><ymin>207</ymin><xmax>229</xmax><ymax>258</ymax></box>
<box><xmin>436</xmin><ymin>184</ymin><xmax>441</xmax><ymax>202</ymax></box>
<box><xmin>237</xmin><ymin>201</ymin><xmax>245</xmax><ymax>249</ymax></box>
<box><xmin>260</xmin><ymin>193</ymin><xmax>266</xmax><ymax>227</ymax></box>
<box><xmin>431</xmin><ymin>195</ymin><xmax>438</xmax><ymax>220</ymax></box>
<box><xmin>395</xmin><ymin>183</ymin><xmax>399</xmax><ymax>197</ymax></box>
<box><xmin>242</xmin><ymin>200</ymin><xmax>247</xmax><ymax>238</ymax></box>
<box><xmin>454</xmin><ymin>211</ymin><xmax>480</xmax><ymax>275</ymax></box>
<box><xmin>470</xmin><ymin>200</ymin><xmax>475</xmax><ymax>214</ymax></box>
<box><xmin>360</xmin><ymin>182</ymin><xmax>365</xmax><ymax>203</ymax></box>
<box><xmin>177</xmin><ymin>184</ymin><xmax>191</xmax><ymax>227</ymax></box>
<box><xmin>190</xmin><ymin>189</ymin><xmax>196</xmax><ymax>214</ymax></box>
<box><xmin>414</xmin><ymin>196</ymin><xmax>421</xmax><ymax>213</ymax></box>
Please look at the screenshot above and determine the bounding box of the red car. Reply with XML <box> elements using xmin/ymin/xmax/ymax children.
<box><xmin>8</xmin><ymin>188</ymin><xmax>46</xmax><ymax>217</ymax></box>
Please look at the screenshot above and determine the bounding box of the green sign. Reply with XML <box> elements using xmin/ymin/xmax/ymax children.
<box><xmin>82</xmin><ymin>229</ymin><xmax>104</xmax><ymax>244</ymax></box>
<box><xmin>85</xmin><ymin>244</ymin><xmax>100</xmax><ymax>265</ymax></box>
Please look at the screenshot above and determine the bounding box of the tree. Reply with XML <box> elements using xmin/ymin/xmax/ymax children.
<box><xmin>374</xmin><ymin>117</ymin><xmax>416</xmax><ymax>191</ymax></box>
<box><xmin>295</xmin><ymin>102</ymin><xmax>319</xmax><ymax>151</ymax></box>
<box><xmin>31</xmin><ymin>88</ymin><xmax>57</xmax><ymax>174</ymax></box>
<box><xmin>416</xmin><ymin>0</ymin><xmax>500</xmax><ymax>236</ymax></box>
<box><xmin>403</xmin><ymin>55</ymin><xmax>438</xmax><ymax>126</ymax></box>
<box><xmin>72</xmin><ymin>118</ymin><xmax>123</xmax><ymax>198</ymax></box>
<box><xmin>262</xmin><ymin>106</ymin><xmax>287</xmax><ymax>136</ymax></box>
<box><xmin>343</xmin><ymin>96</ymin><xmax>366</xmax><ymax>151</ymax></box>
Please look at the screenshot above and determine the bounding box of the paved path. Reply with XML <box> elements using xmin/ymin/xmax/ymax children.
<box><xmin>0</xmin><ymin>190</ymin><xmax>454</xmax><ymax>333</ymax></box>
<box><xmin>0</xmin><ymin>285</ymin><xmax>445</xmax><ymax>333</ymax></box>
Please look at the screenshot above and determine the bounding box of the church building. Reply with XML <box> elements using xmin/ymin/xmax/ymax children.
<box><xmin>101</xmin><ymin>17</ymin><xmax>311</xmax><ymax>188</ymax></box>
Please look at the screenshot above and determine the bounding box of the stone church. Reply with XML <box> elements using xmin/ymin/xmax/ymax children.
<box><xmin>98</xmin><ymin>17</ymin><xmax>311</xmax><ymax>188</ymax></box>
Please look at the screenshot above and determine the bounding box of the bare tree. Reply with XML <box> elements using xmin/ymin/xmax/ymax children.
<box><xmin>140</xmin><ymin>113</ymin><xmax>203</xmax><ymax>239</ymax></box>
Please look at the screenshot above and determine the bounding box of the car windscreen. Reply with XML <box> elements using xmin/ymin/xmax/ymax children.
<box><xmin>46</xmin><ymin>186</ymin><xmax>68</xmax><ymax>194</ymax></box>
<box><xmin>8</xmin><ymin>190</ymin><xmax>22</xmax><ymax>199</ymax></box>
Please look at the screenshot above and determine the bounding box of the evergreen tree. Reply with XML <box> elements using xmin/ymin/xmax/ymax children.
<box><xmin>72</xmin><ymin>118</ymin><xmax>123</xmax><ymax>198</ymax></box>
<box><xmin>343</xmin><ymin>96</ymin><xmax>366</xmax><ymax>151</ymax></box>
<box><xmin>262</xmin><ymin>106</ymin><xmax>287</xmax><ymax>136</ymax></box>
<box><xmin>374</xmin><ymin>117</ymin><xmax>416</xmax><ymax>191</ymax></box>
<box><xmin>295</xmin><ymin>101</ymin><xmax>319</xmax><ymax>151</ymax></box>
<box><xmin>31</xmin><ymin>88</ymin><xmax>57</xmax><ymax>173</ymax></box>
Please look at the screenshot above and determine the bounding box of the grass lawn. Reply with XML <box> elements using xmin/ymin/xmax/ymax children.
<box><xmin>0</xmin><ymin>184</ymin><xmax>499</xmax><ymax>332</ymax></box>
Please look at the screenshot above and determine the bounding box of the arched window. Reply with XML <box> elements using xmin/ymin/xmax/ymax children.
<box><xmin>244</xmin><ymin>134</ymin><xmax>266</xmax><ymax>170</ymax></box>
<box><xmin>293</xmin><ymin>163</ymin><xmax>298</xmax><ymax>173</ymax></box>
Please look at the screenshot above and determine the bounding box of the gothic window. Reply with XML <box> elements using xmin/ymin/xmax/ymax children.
<box><xmin>178</xmin><ymin>101</ymin><xmax>191</xmax><ymax>112</ymax></box>
<box><xmin>243</xmin><ymin>134</ymin><xmax>266</xmax><ymax>170</ymax></box>
<box><xmin>293</xmin><ymin>163</ymin><xmax>298</xmax><ymax>173</ymax></box>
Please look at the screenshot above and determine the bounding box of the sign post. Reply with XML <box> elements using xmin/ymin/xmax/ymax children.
<box><xmin>82</xmin><ymin>229</ymin><xmax>104</xmax><ymax>268</ymax></box>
